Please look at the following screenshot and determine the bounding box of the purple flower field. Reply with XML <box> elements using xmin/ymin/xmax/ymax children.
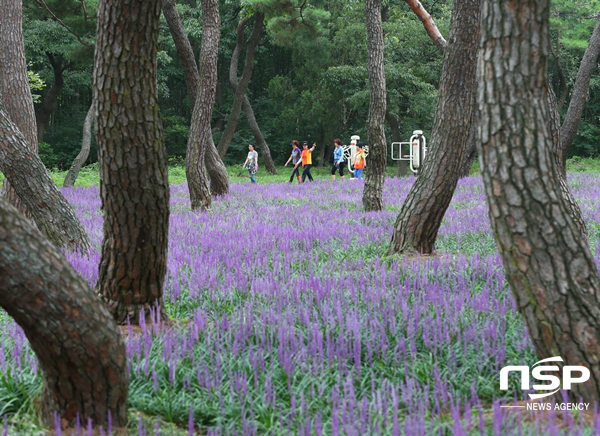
<box><xmin>3</xmin><ymin>175</ymin><xmax>600</xmax><ymax>435</ymax></box>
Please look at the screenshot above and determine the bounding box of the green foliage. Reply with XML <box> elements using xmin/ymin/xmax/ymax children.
<box><xmin>26</xmin><ymin>70</ymin><xmax>45</xmax><ymax>103</ymax></box>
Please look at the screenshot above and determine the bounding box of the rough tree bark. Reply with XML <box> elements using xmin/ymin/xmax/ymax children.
<box><xmin>459</xmin><ymin>84</ymin><xmax>479</xmax><ymax>178</ymax></box>
<box><xmin>547</xmin><ymin>87</ymin><xmax>587</xmax><ymax>237</ymax></box>
<box><xmin>63</xmin><ymin>99</ymin><xmax>94</xmax><ymax>188</ymax></box>
<box><xmin>186</xmin><ymin>0</ymin><xmax>220</xmax><ymax>210</ymax></box>
<box><xmin>386</xmin><ymin>110</ymin><xmax>408</xmax><ymax>177</ymax></box>
<box><xmin>0</xmin><ymin>196</ymin><xmax>128</xmax><ymax>428</ymax></box>
<box><xmin>162</xmin><ymin>0</ymin><xmax>229</xmax><ymax>196</ymax></box>
<box><xmin>36</xmin><ymin>53</ymin><xmax>69</xmax><ymax>144</ymax></box>
<box><xmin>388</xmin><ymin>0</ymin><xmax>480</xmax><ymax>255</ymax></box>
<box><xmin>363</xmin><ymin>0</ymin><xmax>387</xmax><ymax>212</ymax></box>
<box><xmin>478</xmin><ymin>0</ymin><xmax>600</xmax><ymax>403</ymax></box>
<box><xmin>0</xmin><ymin>92</ymin><xmax>91</xmax><ymax>251</ymax></box>
<box><xmin>0</xmin><ymin>0</ymin><xmax>38</xmax><ymax>217</ymax></box>
<box><xmin>94</xmin><ymin>0</ymin><xmax>170</xmax><ymax>324</ymax></box>
<box><xmin>559</xmin><ymin>13</ymin><xmax>600</xmax><ymax>174</ymax></box>
<box><xmin>403</xmin><ymin>0</ymin><xmax>447</xmax><ymax>52</ymax></box>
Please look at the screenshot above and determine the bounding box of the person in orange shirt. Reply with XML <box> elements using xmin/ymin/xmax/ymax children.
<box><xmin>353</xmin><ymin>142</ymin><xmax>366</xmax><ymax>179</ymax></box>
<box><xmin>301</xmin><ymin>141</ymin><xmax>316</xmax><ymax>183</ymax></box>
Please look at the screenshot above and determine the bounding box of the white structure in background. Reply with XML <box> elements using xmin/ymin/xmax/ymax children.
<box><xmin>342</xmin><ymin>135</ymin><xmax>369</xmax><ymax>175</ymax></box>
<box><xmin>391</xmin><ymin>130</ymin><xmax>427</xmax><ymax>175</ymax></box>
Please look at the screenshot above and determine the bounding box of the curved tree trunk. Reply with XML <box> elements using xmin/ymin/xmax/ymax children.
<box><xmin>559</xmin><ymin>13</ymin><xmax>600</xmax><ymax>174</ymax></box>
<box><xmin>479</xmin><ymin>0</ymin><xmax>600</xmax><ymax>404</ymax></box>
<box><xmin>217</xmin><ymin>14</ymin><xmax>263</xmax><ymax>158</ymax></box>
<box><xmin>386</xmin><ymin>110</ymin><xmax>408</xmax><ymax>177</ymax></box>
<box><xmin>363</xmin><ymin>0</ymin><xmax>387</xmax><ymax>212</ymax></box>
<box><xmin>36</xmin><ymin>53</ymin><xmax>67</xmax><ymax>144</ymax></box>
<box><xmin>243</xmin><ymin>94</ymin><xmax>277</xmax><ymax>174</ymax></box>
<box><xmin>403</xmin><ymin>0</ymin><xmax>447</xmax><ymax>52</ymax></box>
<box><xmin>94</xmin><ymin>0</ymin><xmax>170</xmax><ymax>324</ymax></box>
<box><xmin>186</xmin><ymin>0</ymin><xmax>220</xmax><ymax>210</ymax></box>
<box><xmin>547</xmin><ymin>86</ymin><xmax>587</xmax><ymax>237</ymax></box>
<box><xmin>0</xmin><ymin>196</ymin><xmax>128</xmax><ymax>428</ymax></box>
<box><xmin>162</xmin><ymin>0</ymin><xmax>229</xmax><ymax>196</ymax></box>
<box><xmin>63</xmin><ymin>99</ymin><xmax>94</xmax><ymax>188</ymax></box>
<box><xmin>0</xmin><ymin>0</ymin><xmax>38</xmax><ymax>217</ymax></box>
<box><xmin>0</xmin><ymin>94</ymin><xmax>91</xmax><ymax>251</ymax></box>
<box><xmin>389</xmin><ymin>0</ymin><xmax>480</xmax><ymax>255</ymax></box>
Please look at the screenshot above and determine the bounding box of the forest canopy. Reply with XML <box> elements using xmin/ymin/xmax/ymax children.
<box><xmin>24</xmin><ymin>0</ymin><xmax>600</xmax><ymax>170</ymax></box>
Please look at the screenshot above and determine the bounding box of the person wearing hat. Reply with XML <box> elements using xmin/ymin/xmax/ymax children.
<box><xmin>243</xmin><ymin>142</ymin><xmax>258</xmax><ymax>183</ymax></box>
<box><xmin>331</xmin><ymin>138</ymin><xmax>345</xmax><ymax>181</ymax></box>
<box><xmin>284</xmin><ymin>140</ymin><xmax>302</xmax><ymax>183</ymax></box>
<box><xmin>300</xmin><ymin>141</ymin><xmax>316</xmax><ymax>182</ymax></box>
<box><xmin>353</xmin><ymin>142</ymin><xmax>366</xmax><ymax>180</ymax></box>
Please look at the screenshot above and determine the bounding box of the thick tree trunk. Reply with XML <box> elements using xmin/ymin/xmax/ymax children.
<box><xmin>479</xmin><ymin>0</ymin><xmax>600</xmax><ymax>404</ymax></box>
<box><xmin>363</xmin><ymin>0</ymin><xmax>387</xmax><ymax>212</ymax></box>
<box><xmin>0</xmin><ymin>94</ymin><xmax>91</xmax><ymax>251</ymax></box>
<box><xmin>547</xmin><ymin>87</ymin><xmax>587</xmax><ymax>237</ymax></box>
<box><xmin>217</xmin><ymin>14</ymin><xmax>265</xmax><ymax>159</ymax></box>
<box><xmin>162</xmin><ymin>0</ymin><xmax>229</xmax><ymax>196</ymax></box>
<box><xmin>389</xmin><ymin>0</ymin><xmax>480</xmax><ymax>255</ymax></box>
<box><xmin>0</xmin><ymin>0</ymin><xmax>38</xmax><ymax>217</ymax></box>
<box><xmin>403</xmin><ymin>0</ymin><xmax>447</xmax><ymax>52</ymax></box>
<box><xmin>36</xmin><ymin>53</ymin><xmax>66</xmax><ymax>144</ymax></box>
<box><xmin>386</xmin><ymin>110</ymin><xmax>408</xmax><ymax>177</ymax></box>
<box><xmin>186</xmin><ymin>0</ymin><xmax>220</xmax><ymax>210</ymax></box>
<box><xmin>94</xmin><ymin>0</ymin><xmax>170</xmax><ymax>324</ymax></box>
<box><xmin>459</xmin><ymin>91</ymin><xmax>479</xmax><ymax>178</ymax></box>
<box><xmin>559</xmin><ymin>13</ymin><xmax>600</xmax><ymax>172</ymax></box>
<box><xmin>63</xmin><ymin>99</ymin><xmax>94</xmax><ymax>188</ymax></box>
<box><xmin>0</xmin><ymin>196</ymin><xmax>128</xmax><ymax>428</ymax></box>
<box><xmin>459</xmin><ymin>127</ymin><xmax>477</xmax><ymax>178</ymax></box>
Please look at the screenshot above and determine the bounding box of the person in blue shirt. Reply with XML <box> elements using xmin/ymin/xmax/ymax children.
<box><xmin>331</xmin><ymin>138</ymin><xmax>345</xmax><ymax>181</ymax></box>
<box><xmin>284</xmin><ymin>140</ymin><xmax>302</xmax><ymax>183</ymax></box>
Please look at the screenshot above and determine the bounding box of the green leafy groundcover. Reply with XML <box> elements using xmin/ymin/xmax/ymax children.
<box><xmin>1</xmin><ymin>170</ymin><xmax>600</xmax><ymax>435</ymax></box>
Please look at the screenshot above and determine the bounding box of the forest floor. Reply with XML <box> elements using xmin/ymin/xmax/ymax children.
<box><xmin>2</xmin><ymin>160</ymin><xmax>600</xmax><ymax>434</ymax></box>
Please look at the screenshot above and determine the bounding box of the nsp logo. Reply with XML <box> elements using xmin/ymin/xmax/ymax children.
<box><xmin>500</xmin><ymin>356</ymin><xmax>590</xmax><ymax>400</ymax></box>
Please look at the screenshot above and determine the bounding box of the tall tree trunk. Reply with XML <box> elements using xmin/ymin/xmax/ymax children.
<box><xmin>479</xmin><ymin>0</ymin><xmax>600</xmax><ymax>404</ymax></box>
<box><xmin>36</xmin><ymin>53</ymin><xmax>67</xmax><ymax>144</ymax></box>
<box><xmin>0</xmin><ymin>93</ymin><xmax>91</xmax><ymax>251</ymax></box>
<box><xmin>242</xmin><ymin>94</ymin><xmax>277</xmax><ymax>174</ymax></box>
<box><xmin>403</xmin><ymin>0</ymin><xmax>447</xmax><ymax>52</ymax></box>
<box><xmin>547</xmin><ymin>87</ymin><xmax>587</xmax><ymax>237</ymax></box>
<box><xmin>162</xmin><ymin>0</ymin><xmax>229</xmax><ymax>196</ymax></box>
<box><xmin>186</xmin><ymin>0</ymin><xmax>220</xmax><ymax>210</ymax></box>
<box><xmin>559</xmin><ymin>13</ymin><xmax>600</xmax><ymax>174</ymax></box>
<box><xmin>389</xmin><ymin>0</ymin><xmax>480</xmax><ymax>255</ymax></box>
<box><xmin>0</xmin><ymin>0</ymin><xmax>38</xmax><ymax>217</ymax></box>
<box><xmin>217</xmin><ymin>14</ymin><xmax>264</xmax><ymax>159</ymax></box>
<box><xmin>0</xmin><ymin>196</ymin><xmax>128</xmax><ymax>428</ymax></box>
<box><xmin>459</xmin><ymin>90</ymin><xmax>479</xmax><ymax>178</ymax></box>
<box><xmin>63</xmin><ymin>99</ymin><xmax>94</xmax><ymax>188</ymax></box>
<box><xmin>94</xmin><ymin>0</ymin><xmax>170</xmax><ymax>324</ymax></box>
<box><xmin>363</xmin><ymin>0</ymin><xmax>387</xmax><ymax>212</ymax></box>
<box><xmin>386</xmin><ymin>110</ymin><xmax>408</xmax><ymax>177</ymax></box>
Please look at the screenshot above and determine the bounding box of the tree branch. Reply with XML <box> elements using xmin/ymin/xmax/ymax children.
<box><xmin>403</xmin><ymin>0</ymin><xmax>447</xmax><ymax>52</ymax></box>
<box><xmin>79</xmin><ymin>0</ymin><xmax>89</xmax><ymax>28</ymax></box>
<box><xmin>33</xmin><ymin>0</ymin><xmax>93</xmax><ymax>48</ymax></box>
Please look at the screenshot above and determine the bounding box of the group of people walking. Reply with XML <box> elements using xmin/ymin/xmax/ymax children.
<box><xmin>243</xmin><ymin>139</ymin><xmax>366</xmax><ymax>184</ymax></box>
